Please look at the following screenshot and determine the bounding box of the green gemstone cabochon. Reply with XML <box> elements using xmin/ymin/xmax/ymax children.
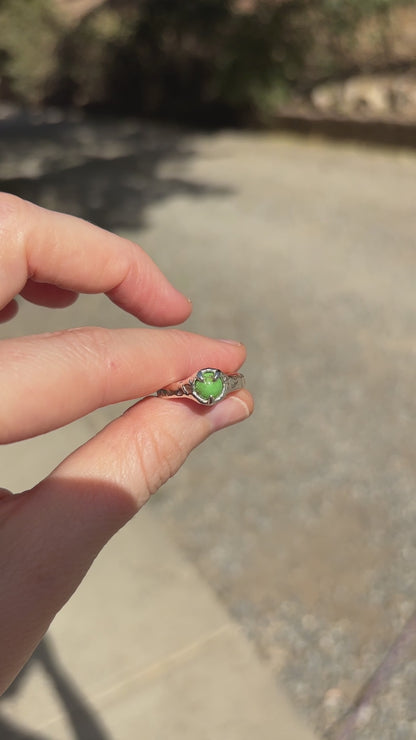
<box><xmin>194</xmin><ymin>370</ymin><xmax>224</xmax><ymax>401</ymax></box>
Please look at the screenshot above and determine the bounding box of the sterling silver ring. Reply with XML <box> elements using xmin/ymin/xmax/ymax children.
<box><xmin>157</xmin><ymin>368</ymin><xmax>245</xmax><ymax>406</ymax></box>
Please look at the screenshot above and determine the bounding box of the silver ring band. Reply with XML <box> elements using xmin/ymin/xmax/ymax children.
<box><xmin>157</xmin><ymin>368</ymin><xmax>245</xmax><ymax>406</ymax></box>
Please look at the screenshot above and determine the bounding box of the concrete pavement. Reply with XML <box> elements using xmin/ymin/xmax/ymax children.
<box><xmin>1</xmin><ymin>110</ymin><xmax>416</xmax><ymax>737</ymax></box>
<box><xmin>0</xmin><ymin>112</ymin><xmax>318</xmax><ymax>739</ymax></box>
<box><xmin>0</xmin><ymin>401</ymin><xmax>315</xmax><ymax>739</ymax></box>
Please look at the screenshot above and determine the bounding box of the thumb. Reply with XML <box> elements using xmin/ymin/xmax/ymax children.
<box><xmin>0</xmin><ymin>391</ymin><xmax>252</xmax><ymax>693</ymax></box>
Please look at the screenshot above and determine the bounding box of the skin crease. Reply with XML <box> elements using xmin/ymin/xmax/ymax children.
<box><xmin>0</xmin><ymin>195</ymin><xmax>253</xmax><ymax>695</ymax></box>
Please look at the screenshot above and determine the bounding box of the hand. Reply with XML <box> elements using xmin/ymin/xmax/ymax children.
<box><xmin>0</xmin><ymin>194</ymin><xmax>253</xmax><ymax>694</ymax></box>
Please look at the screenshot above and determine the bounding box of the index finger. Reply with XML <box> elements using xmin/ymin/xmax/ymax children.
<box><xmin>0</xmin><ymin>194</ymin><xmax>191</xmax><ymax>326</ymax></box>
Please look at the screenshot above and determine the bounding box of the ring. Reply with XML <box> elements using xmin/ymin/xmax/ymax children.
<box><xmin>157</xmin><ymin>368</ymin><xmax>245</xmax><ymax>406</ymax></box>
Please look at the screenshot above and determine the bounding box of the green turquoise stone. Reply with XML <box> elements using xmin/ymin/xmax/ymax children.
<box><xmin>194</xmin><ymin>370</ymin><xmax>224</xmax><ymax>401</ymax></box>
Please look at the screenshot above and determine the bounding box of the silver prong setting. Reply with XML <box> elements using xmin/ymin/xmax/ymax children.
<box><xmin>157</xmin><ymin>368</ymin><xmax>245</xmax><ymax>405</ymax></box>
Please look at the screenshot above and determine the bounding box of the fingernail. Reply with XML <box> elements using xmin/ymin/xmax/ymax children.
<box><xmin>218</xmin><ymin>338</ymin><xmax>243</xmax><ymax>346</ymax></box>
<box><xmin>209</xmin><ymin>395</ymin><xmax>251</xmax><ymax>432</ymax></box>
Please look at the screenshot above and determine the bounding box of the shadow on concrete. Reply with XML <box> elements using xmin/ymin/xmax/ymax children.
<box><xmin>0</xmin><ymin>638</ymin><xmax>110</xmax><ymax>739</ymax></box>
<box><xmin>0</xmin><ymin>108</ymin><xmax>231</xmax><ymax>232</ymax></box>
<box><xmin>0</xmin><ymin>108</ymin><xmax>235</xmax><ymax>740</ymax></box>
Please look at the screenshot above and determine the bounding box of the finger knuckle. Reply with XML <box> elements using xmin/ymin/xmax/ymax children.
<box><xmin>69</xmin><ymin>326</ymin><xmax>113</xmax><ymax>354</ymax></box>
<box><xmin>136</xmin><ymin>424</ymin><xmax>188</xmax><ymax>499</ymax></box>
<box><xmin>63</xmin><ymin>325</ymin><xmax>112</xmax><ymax>363</ymax></box>
<box><xmin>64</xmin><ymin>326</ymin><xmax>115</xmax><ymax>400</ymax></box>
<box><xmin>0</xmin><ymin>193</ymin><xmax>27</xmax><ymax>237</ymax></box>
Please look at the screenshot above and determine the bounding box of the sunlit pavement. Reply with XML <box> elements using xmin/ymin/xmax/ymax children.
<box><xmin>1</xmin><ymin>111</ymin><xmax>416</xmax><ymax>737</ymax></box>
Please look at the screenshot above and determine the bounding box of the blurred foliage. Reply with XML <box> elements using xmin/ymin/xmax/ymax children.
<box><xmin>0</xmin><ymin>0</ymin><xmax>63</xmax><ymax>103</ymax></box>
<box><xmin>312</xmin><ymin>0</ymin><xmax>415</xmax><ymax>76</ymax></box>
<box><xmin>0</xmin><ymin>0</ymin><xmax>414</xmax><ymax>123</ymax></box>
<box><xmin>55</xmin><ymin>0</ymin><xmax>308</xmax><ymax>123</ymax></box>
<box><xmin>55</xmin><ymin>6</ymin><xmax>133</xmax><ymax>107</ymax></box>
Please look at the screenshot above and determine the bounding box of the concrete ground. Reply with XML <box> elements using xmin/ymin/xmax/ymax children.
<box><xmin>1</xmin><ymin>109</ymin><xmax>416</xmax><ymax>738</ymax></box>
<box><xmin>0</xmin><ymin>414</ymin><xmax>314</xmax><ymax>740</ymax></box>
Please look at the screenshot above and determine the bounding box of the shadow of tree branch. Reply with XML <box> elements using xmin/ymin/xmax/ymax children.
<box><xmin>0</xmin><ymin>109</ymin><xmax>232</xmax><ymax>231</ymax></box>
